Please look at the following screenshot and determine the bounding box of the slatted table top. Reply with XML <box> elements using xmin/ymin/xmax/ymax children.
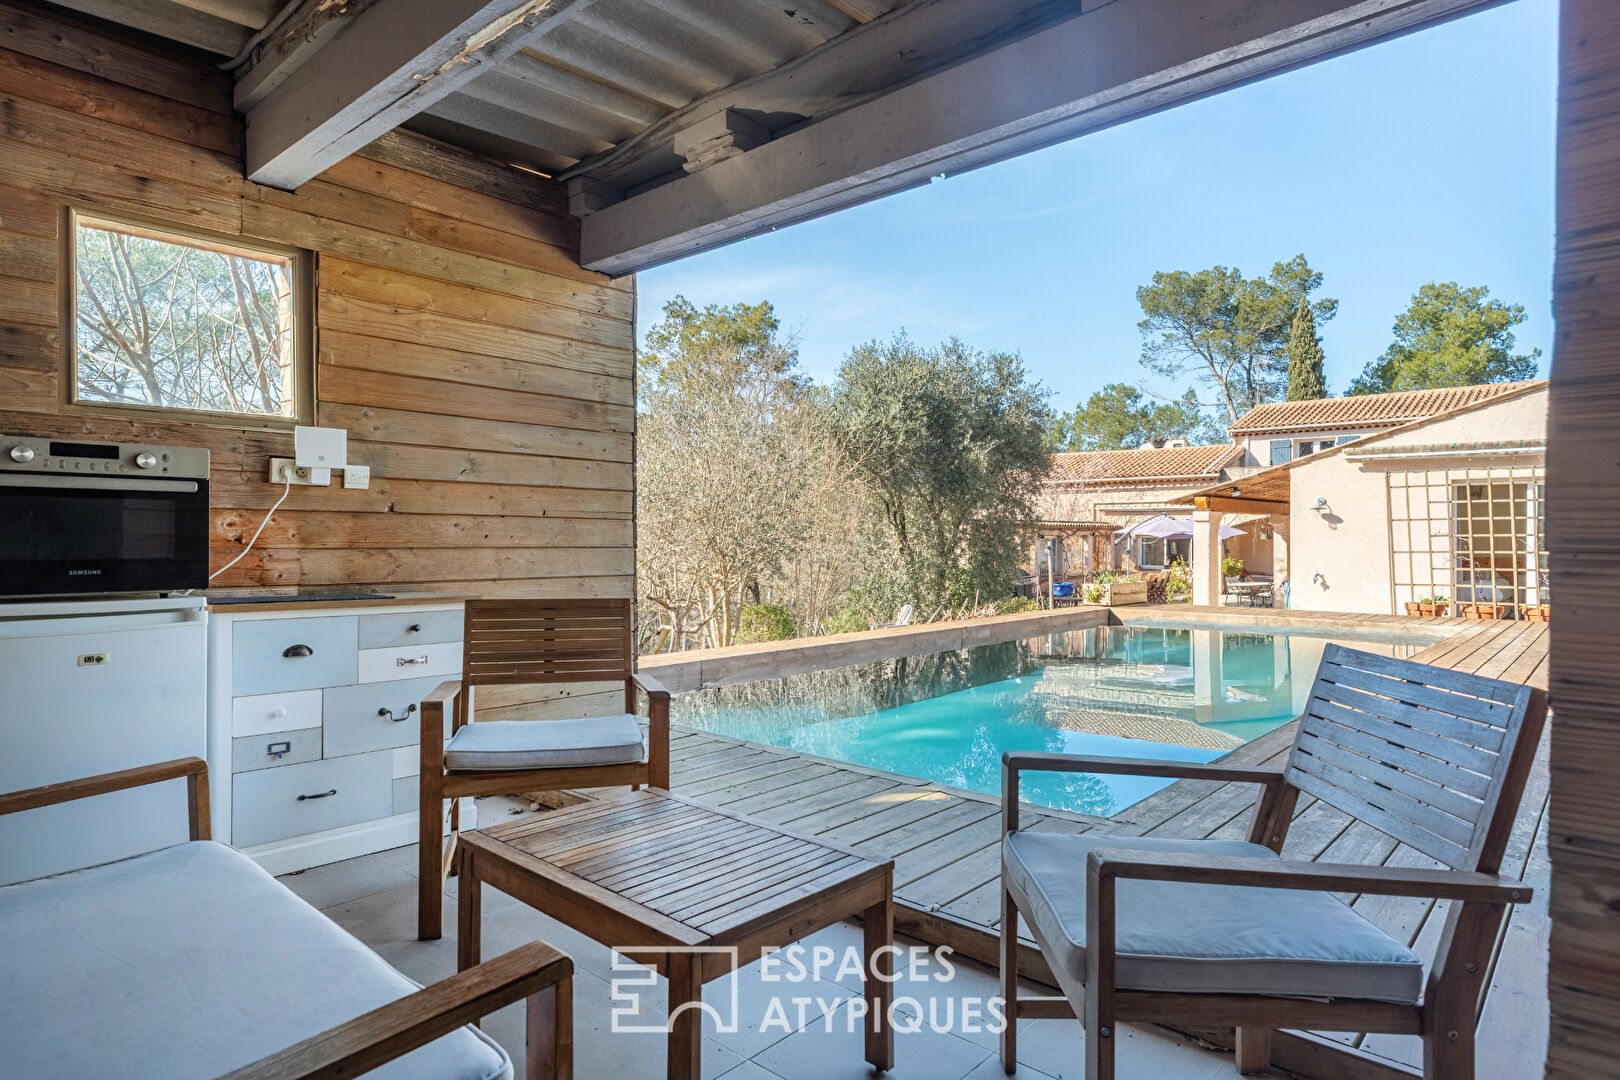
<box><xmin>469</xmin><ymin>787</ymin><xmax>893</xmax><ymax>944</ymax></box>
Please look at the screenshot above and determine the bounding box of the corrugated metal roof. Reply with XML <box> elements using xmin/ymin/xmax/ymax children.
<box><xmin>57</xmin><ymin>0</ymin><xmax>1079</xmax><ymax>195</ymax></box>
<box><xmin>1048</xmin><ymin>443</ymin><xmax>1242</xmax><ymax>484</ymax></box>
<box><xmin>1228</xmin><ymin>381</ymin><xmax>1544</xmax><ymax>435</ymax></box>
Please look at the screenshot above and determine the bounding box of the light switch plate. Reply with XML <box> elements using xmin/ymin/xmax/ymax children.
<box><xmin>342</xmin><ymin>465</ymin><xmax>371</xmax><ymax>489</ymax></box>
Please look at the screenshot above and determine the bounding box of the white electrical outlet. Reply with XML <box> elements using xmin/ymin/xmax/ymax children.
<box><xmin>342</xmin><ymin>465</ymin><xmax>371</xmax><ymax>490</ymax></box>
<box><xmin>268</xmin><ymin>457</ymin><xmax>330</xmax><ymax>486</ymax></box>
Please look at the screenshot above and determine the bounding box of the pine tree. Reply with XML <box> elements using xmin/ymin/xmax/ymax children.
<box><xmin>1285</xmin><ymin>299</ymin><xmax>1327</xmax><ymax>401</ymax></box>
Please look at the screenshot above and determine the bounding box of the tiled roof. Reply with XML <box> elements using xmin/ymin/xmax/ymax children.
<box><xmin>1227</xmin><ymin>381</ymin><xmax>1544</xmax><ymax>435</ymax></box>
<box><xmin>1048</xmin><ymin>443</ymin><xmax>1241</xmax><ymax>484</ymax></box>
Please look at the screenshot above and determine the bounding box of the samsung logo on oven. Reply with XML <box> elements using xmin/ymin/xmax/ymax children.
<box><xmin>67</xmin><ymin>569</ymin><xmax>102</xmax><ymax>576</ymax></box>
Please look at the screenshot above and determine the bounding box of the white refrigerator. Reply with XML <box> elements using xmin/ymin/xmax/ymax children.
<box><xmin>0</xmin><ymin>595</ymin><xmax>207</xmax><ymax>885</ymax></box>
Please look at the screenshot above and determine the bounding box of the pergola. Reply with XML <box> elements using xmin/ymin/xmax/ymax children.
<box><xmin>1177</xmin><ymin>470</ymin><xmax>1292</xmax><ymax>606</ymax></box>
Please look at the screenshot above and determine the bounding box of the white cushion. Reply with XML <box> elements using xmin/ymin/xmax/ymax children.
<box><xmin>1003</xmin><ymin>831</ymin><xmax>1424</xmax><ymax>1004</ymax></box>
<box><xmin>443</xmin><ymin>714</ymin><xmax>646</xmax><ymax>771</ymax></box>
<box><xmin>0</xmin><ymin>841</ymin><xmax>511</xmax><ymax>1079</ymax></box>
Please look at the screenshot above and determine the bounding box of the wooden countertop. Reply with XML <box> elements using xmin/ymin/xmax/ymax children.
<box><xmin>202</xmin><ymin>591</ymin><xmax>475</xmax><ymax>614</ymax></box>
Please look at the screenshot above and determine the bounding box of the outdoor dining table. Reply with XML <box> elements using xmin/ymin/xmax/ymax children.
<box><xmin>1225</xmin><ymin>579</ymin><xmax>1275</xmax><ymax>606</ymax></box>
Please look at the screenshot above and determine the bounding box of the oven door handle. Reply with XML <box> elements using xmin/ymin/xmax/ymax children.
<box><xmin>0</xmin><ymin>473</ymin><xmax>199</xmax><ymax>493</ymax></box>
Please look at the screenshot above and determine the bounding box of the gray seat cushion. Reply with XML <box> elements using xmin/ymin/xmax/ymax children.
<box><xmin>0</xmin><ymin>841</ymin><xmax>511</xmax><ymax>1080</ymax></box>
<box><xmin>1003</xmin><ymin>831</ymin><xmax>1424</xmax><ymax>1004</ymax></box>
<box><xmin>443</xmin><ymin>714</ymin><xmax>646</xmax><ymax>771</ymax></box>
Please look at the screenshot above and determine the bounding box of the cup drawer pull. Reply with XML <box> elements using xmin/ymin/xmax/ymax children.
<box><xmin>283</xmin><ymin>644</ymin><xmax>314</xmax><ymax>658</ymax></box>
<box><xmin>297</xmin><ymin>788</ymin><xmax>337</xmax><ymax>801</ymax></box>
<box><xmin>397</xmin><ymin>655</ymin><xmax>429</xmax><ymax>666</ymax></box>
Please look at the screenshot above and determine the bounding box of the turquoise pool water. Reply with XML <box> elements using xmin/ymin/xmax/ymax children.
<box><xmin>676</xmin><ymin>623</ymin><xmax>1441</xmax><ymax>818</ymax></box>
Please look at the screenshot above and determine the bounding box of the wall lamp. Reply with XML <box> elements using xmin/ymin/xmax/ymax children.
<box><xmin>1312</xmin><ymin>497</ymin><xmax>1331</xmax><ymax>515</ymax></box>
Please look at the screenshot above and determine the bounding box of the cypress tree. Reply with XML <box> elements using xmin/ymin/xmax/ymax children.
<box><xmin>1285</xmin><ymin>299</ymin><xmax>1327</xmax><ymax>400</ymax></box>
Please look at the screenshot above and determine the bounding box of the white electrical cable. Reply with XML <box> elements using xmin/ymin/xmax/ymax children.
<box><xmin>208</xmin><ymin>468</ymin><xmax>293</xmax><ymax>583</ymax></box>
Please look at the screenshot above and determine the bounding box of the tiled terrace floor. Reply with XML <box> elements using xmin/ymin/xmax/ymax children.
<box><xmin>282</xmin><ymin>815</ymin><xmax>1266</xmax><ymax>1080</ymax></box>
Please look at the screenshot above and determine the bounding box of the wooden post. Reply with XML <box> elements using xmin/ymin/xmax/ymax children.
<box><xmin>1548</xmin><ymin>4</ymin><xmax>1620</xmax><ymax>1074</ymax></box>
<box><xmin>527</xmin><ymin>977</ymin><xmax>573</xmax><ymax>1080</ymax></box>
<box><xmin>419</xmin><ymin>689</ymin><xmax>448</xmax><ymax>941</ymax></box>
<box><xmin>1001</xmin><ymin>887</ymin><xmax>1019</xmax><ymax>1073</ymax></box>
<box><xmin>666</xmin><ymin>951</ymin><xmax>703</xmax><ymax>1080</ymax></box>
<box><xmin>1083</xmin><ymin>859</ymin><xmax>1116</xmax><ymax>1080</ymax></box>
<box><xmin>457</xmin><ymin>844</ymin><xmax>481</xmax><ymax>976</ymax></box>
<box><xmin>864</xmin><ymin>888</ymin><xmax>896</xmax><ymax>1071</ymax></box>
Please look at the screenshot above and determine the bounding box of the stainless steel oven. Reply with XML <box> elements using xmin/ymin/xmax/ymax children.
<box><xmin>0</xmin><ymin>435</ymin><xmax>210</xmax><ymax>597</ymax></box>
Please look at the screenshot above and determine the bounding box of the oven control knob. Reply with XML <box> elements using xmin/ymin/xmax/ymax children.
<box><xmin>134</xmin><ymin>452</ymin><xmax>157</xmax><ymax>469</ymax></box>
<box><xmin>9</xmin><ymin>446</ymin><xmax>34</xmax><ymax>463</ymax></box>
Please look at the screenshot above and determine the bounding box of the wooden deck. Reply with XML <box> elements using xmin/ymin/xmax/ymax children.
<box><xmin>660</xmin><ymin>613</ymin><xmax>1550</xmax><ymax>1078</ymax></box>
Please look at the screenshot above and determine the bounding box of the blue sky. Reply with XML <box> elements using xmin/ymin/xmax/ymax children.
<box><xmin>636</xmin><ymin>0</ymin><xmax>1557</xmax><ymax>417</ymax></box>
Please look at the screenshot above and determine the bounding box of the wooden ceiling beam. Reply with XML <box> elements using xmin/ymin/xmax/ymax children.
<box><xmin>241</xmin><ymin>0</ymin><xmax>597</xmax><ymax>190</ymax></box>
<box><xmin>576</xmin><ymin>0</ymin><xmax>1504</xmax><ymax>275</ymax></box>
<box><xmin>1194</xmin><ymin>496</ymin><xmax>1289</xmax><ymax>515</ymax></box>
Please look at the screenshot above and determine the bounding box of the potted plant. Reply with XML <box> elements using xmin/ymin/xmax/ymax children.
<box><xmin>1519</xmin><ymin>603</ymin><xmax>1551</xmax><ymax>623</ymax></box>
<box><xmin>1221</xmin><ymin>556</ymin><xmax>1245</xmax><ymax>582</ymax></box>
<box><xmin>1457</xmin><ymin>601</ymin><xmax>1506</xmax><ymax>620</ymax></box>
<box><xmin>1404</xmin><ymin>594</ymin><xmax>1450</xmax><ymax>617</ymax></box>
<box><xmin>1082</xmin><ymin>582</ymin><xmax>1105</xmax><ymax>605</ymax></box>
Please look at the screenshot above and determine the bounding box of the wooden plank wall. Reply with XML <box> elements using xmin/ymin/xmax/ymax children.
<box><xmin>1547</xmin><ymin>2</ymin><xmax>1620</xmax><ymax>1077</ymax></box>
<box><xmin>0</xmin><ymin>1</ymin><xmax>634</xmax><ymax>599</ymax></box>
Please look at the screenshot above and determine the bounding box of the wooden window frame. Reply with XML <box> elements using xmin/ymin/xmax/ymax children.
<box><xmin>61</xmin><ymin>206</ymin><xmax>315</xmax><ymax>430</ymax></box>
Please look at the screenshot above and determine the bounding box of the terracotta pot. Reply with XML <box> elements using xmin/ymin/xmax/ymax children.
<box><xmin>1406</xmin><ymin>602</ymin><xmax>1448</xmax><ymax>617</ymax></box>
<box><xmin>1458</xmin><ymin>603</ymin><xmax>1505</xmax><ymax>620</ymax></box>
<box><xmin>1519</xmin><ymin>605</ymin><xmax>1551</xmax><ymax>623</ymax></box>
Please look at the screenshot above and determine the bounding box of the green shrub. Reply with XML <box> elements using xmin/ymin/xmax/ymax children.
<box><xmin>1221</xmin><ymin>557</ymin><xmax>1245</xmax><ymax>579</ymax></box>
<box><xmin>1083</xmin><ymin>583</ymin><xmax>1104</xmax><ymax>604</ymax></box>
<box><xmin>1165</xmin><ymin>558</ymin><xmax>1192</xmax><ymax>603</ymax></box>
<box><xmin>993</xmin><ymin>597</ymin><xmax>1039</xmax><ymax>615</ymax></box>
<box><xmin>1092</xmin><ymin>570</ymin><xmax>1118</xmax><ymax>585</ymax></box>
<box><xmin>821</xmin><ymin>608</ymin><xmax>869</xmax><ymax>635</ymax></box>
<box><xmin>736</xmin><ymin>603</ymin><xmax>798</xmax><ymax>643</ymax></box>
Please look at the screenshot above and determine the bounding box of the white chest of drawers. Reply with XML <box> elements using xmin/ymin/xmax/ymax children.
<box><xmin>206</xmin><ymin>599</ymin><xmax>467</xmax><ymax>875</ymax></box>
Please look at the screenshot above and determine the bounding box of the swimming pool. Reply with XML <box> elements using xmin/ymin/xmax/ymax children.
<box><xmin>675</xmin><ymin>623</ymin><xmax>1444</xmax><ymax>818</ymax></box>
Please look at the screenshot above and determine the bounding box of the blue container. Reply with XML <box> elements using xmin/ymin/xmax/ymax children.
<box><xmin>1051</xmin><ymin>582</ymin><xmax>1076</xmax><ymax>598</ymax></box>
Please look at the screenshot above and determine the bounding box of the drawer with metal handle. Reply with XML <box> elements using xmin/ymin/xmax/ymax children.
<box><xmin>357</xmin><ymin>609</ymin><xmax>462</xmax><ymax>650</ymax></box>
<box><xmin>322</xmin><ymin>674</ymin><xmax>455</xmax><ymax>757</ymax></box>
<box><xmin>357</xmin><ymin>640</ymin><xmax>460</xmax><ymax>684</ymax></box>
<box><xmin>231</xmin><ymin>750</ymin><xmax>392</xmax><ymax>848</ymax></box>
<box><xmin>231</xmin><ymin>616</ymin><xmax>358</xmax><ymax>695</ymax></box>
<box><xmin>232</xmin><ymin>727</ymin><xmax>321</xmax><ymax>773</ymax></box>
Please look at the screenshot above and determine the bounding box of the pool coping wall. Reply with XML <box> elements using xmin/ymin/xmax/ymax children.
<box><xmin>638</xmin><ymin>603</ymin><xmax>1463</xmax><ymax>694</ymax></box>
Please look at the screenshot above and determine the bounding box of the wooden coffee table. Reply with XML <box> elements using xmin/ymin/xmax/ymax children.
<box><xmin>455</xmin><ymin>787</ymin><xmax>896</xmax><ymax>1080</ymax></box>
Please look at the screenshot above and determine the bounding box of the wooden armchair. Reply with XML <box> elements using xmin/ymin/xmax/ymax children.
<box><xmin>999</xmin><ymin>644</ymin><xmax>1547</xmax><ymax>1080</ymax></box>
<box><xmin>418</xmin><ymin>598</ymin><xmax>671</xmax><ymax>940</ymax></box>
<box><xmin>0</xmin><ymin>758</ymin><xmax>573</xmax><ymax>1080</ymax></box>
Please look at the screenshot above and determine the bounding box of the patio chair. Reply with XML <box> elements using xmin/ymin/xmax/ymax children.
<box><xmin>418</xmin><ymin>598</ymin><xmax>671</xmax><ymax>940</ymax></box>
<box><xmin>876</xmin><ymin>603</ymin><xmax>915</xmax><ymax>629</ymax></box>
<box><xmin>998</xmin><ymin>644</ymin><xmax>1547</xmax><ymax>1079</ymax></box>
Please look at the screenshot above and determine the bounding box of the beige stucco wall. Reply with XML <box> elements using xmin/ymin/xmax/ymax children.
<box><xmin>1287</xmin><ymin>389</ymin><xmax>1548</xmax><ymax>614</ymax></box>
